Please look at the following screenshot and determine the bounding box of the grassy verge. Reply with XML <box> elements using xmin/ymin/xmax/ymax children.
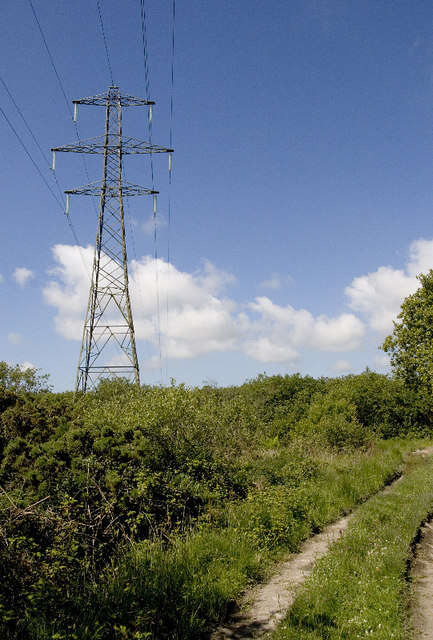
<box><xmin>271</xmin><ymin>449</ymin><xmax>433</xmax><ymax>640</ymax></box>
<box><xmin>53</xmin><ymin>439</ymin><xmax>418</xmax><ymax>640</ymax></box>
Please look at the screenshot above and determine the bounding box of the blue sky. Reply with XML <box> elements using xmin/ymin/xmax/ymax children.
<box><xmin>1</xmin><ymin>0</ymin><xmax>433</xmax><ymax>390</ymax></box>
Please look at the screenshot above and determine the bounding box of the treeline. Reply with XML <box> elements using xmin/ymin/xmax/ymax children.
<box><xmin>0</xmin><ymin>367</ymin><xmax>431</xmax><ymax>638</ymax></box>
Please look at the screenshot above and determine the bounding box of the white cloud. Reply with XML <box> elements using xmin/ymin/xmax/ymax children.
<box><xmin>43</xmin><ymin>246</ymin><xmax>243</xmax><ymax>360</ymax></box>
<box><xmin>247</xmin><ymin>297</ymin><xmax>365</xmax><ymax>360</ymax></box>
<box><xmin>20</xmin><ymin>361</ymin><xmax>35</xmax><ymax>371</ymax></box>
<box><xmin>243</xmin><ymin>336</ymin><xmax>299</xmax><ymax>363</ymax></box>
<box><xmin>43</xmin><ymin>245</ymin><xmax>366</xmax><ymax>367</ymax></box>
<box><xmin>131</xmin><ymin>257</ymin><xmax>240</xmax><ymax>359</ymax></box>
<box><xmin>13</xmin><ymin>267</ymin><xmax>34</xmax><ymax>287</ymax></box>
<box><xmin>8</xmin><ymin>333</ymin><xmax>21</xmax><ymax>345</ymax></box>
<box><xmin>0</xmin><ymin>274</ymin><xmax>4</xmax><ymax>283</ymax></box>
<box><xmin>330</xmin><ymin>359</ymin><xmax>351</xmax><ymax>374</ymax></box>
<box><xmin>407</xmin><ymin>238</ymin><xmax>433</xmax><ymax>276</ymax></box>
<box><xmin>346</xmin><ymin>238</ymin><xmax>433</xmax><ymax>334</ymax></box>
<box><xmin>43</xmin><ymin>244</ymin><xmax>93</xmax><ymax>339</ymax></box>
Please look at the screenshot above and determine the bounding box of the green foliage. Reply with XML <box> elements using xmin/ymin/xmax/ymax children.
<box><xmin>382</xmin><ymin>270</ymin><xmax>433</xmax><ymax>400</ymax></box>
<box><xmin>273</xmin><ymin>452</ymin><xmax>433</xmax><ymax>640</ymax></box>
<box><xmin>235</xmin><ymin>373</ymin><xmax>327</xmax><ymax>438</ymax></box>
<box><xmin>0</xmin><ymin>369</ymin><xmax>430</xmax><ymax>638</ymax></box>
<box><xmin>325</xmin><ymin>370</ymin><xmax>429</xmax><ymax>438</ymax></box>
<box><xmin>294</xmin><ymin>393</ymin><xmax>371</xmax><ymax>450</ymax></box>
<box><xmin>17</xmin><ymin>440</ymin><xmax>408</xmax><ymax>640</ymax></box>
<box><xmin>0</xmin><ymin>361</ymin><xmax>51</xmax><ymax>393</ymax></box>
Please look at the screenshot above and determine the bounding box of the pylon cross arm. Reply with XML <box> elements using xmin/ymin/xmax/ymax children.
<box><xmin>73</xmin><ymin>92</ymin><xmax>155</xmax><ymax>107</ymax></box>
<box><xmin>52</xmin><ymin>135</ymin><xmax>173</xmax><ymax>156</ymax></box>
<box><xmin>65</xmin><ymin>181</ymin><xmax>158</xmax><ymax>197</ymax></box>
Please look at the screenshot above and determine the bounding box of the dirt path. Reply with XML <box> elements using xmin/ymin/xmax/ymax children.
<box><xmin>411</xmin><ymin>520</ymin><xmax>433</xmax><ymax>639</ymax></box>
<box><xmin>211</xmin><ymin>514</ymin><xmax>352</xmax><ymax>639</ymax></box>
<box><xmin>211</xmin><ymin>449</ymin><xmax>433</xmax><ymax>640</ymax></box>
<box><xmin>409</xmin><ymin>447</ymin><xmax>433</xmax><ymax>639</ymax></box>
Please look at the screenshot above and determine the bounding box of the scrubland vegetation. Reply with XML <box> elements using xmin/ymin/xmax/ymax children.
<box><xmin>272</xmin><ymin>452</ymin><xmax>433</xmax><ymax>640</ymax></box>
<box><xmin>1</xmin><ymin>361</ymin><xmax>432</xmax><ymax>639</ymax></box>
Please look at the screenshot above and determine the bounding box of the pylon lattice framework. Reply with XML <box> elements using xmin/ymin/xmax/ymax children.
<box><xmin>52</xmin><ymin>86</ymin><xmax>173</xmax><ymax>393</ymax></box>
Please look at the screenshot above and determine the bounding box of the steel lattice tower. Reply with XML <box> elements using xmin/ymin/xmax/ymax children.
<box><xmin>52</xmin><ymin>86</ymin><xmax>173</xmax><ymax>393</ymax></box>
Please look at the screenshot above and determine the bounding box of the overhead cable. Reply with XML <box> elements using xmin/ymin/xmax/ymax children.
<box><xmin>27</xmin><ymin>0</ymin><xmax>72</xmax><ymax>117</ymax></box>
<box><xmin>96</xmin><ymin>0</ymin><xmax>115</xmax><ymax>86</ymax></box>
<box><xmin>139</xmin><ymin>0</ymin><xmax>163</xmax><ymax>382</ymax></box>
<box><xmin>28</xmin><ymin>0</ymin><xmax>98</xmax><ymax>218</ymax></box>
<box><xmin>165</xmin><ymin>0</ymin><xmax>176</xmax><ymax>384</ymax></box>
<box><xmin>0</xmin><ymin>105</ymin><xmax>82</xmax><ymax>248</ymax></box>
<box><xmin>0</xmin><ymin>74</ymin><xmax>66</xmax><ymax>207</ymax></box>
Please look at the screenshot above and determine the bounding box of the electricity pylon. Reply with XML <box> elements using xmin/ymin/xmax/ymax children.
<box><xmin>52</xmin><ymin>86</ymin><xmax>173</xmax><ymax>393</ymax></box>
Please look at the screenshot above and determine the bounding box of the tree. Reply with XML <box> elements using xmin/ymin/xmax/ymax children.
<box><xmin>0</xmin><ymin>361</ymin><xmax>51</xmax><ymax>393</ymax></box>
<box><xmin>382</xmin><ymin>270</ymin><xmax>433</xmax><ymax>393</ymax></box>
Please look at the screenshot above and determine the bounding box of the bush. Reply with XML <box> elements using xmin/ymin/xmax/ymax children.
<box><xmin>294</xmin><ymin>393</ymin><xmax>371</xmax><ymax>450</ymax></box>
<box><xmin>328</xmin><ymin>371</ymin><xmax>431</xmax><ymax>437</ymax></box>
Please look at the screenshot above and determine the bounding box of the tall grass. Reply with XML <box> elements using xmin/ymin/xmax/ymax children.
<box><xmin>272</xmin><ymin>451</ymin><xmax>433</xmax><ymax>640</ymax></box>
<box><xmin>53</xmin><ymin>440</ymin><xmax>413</xmax><ymax>640</ymax></box>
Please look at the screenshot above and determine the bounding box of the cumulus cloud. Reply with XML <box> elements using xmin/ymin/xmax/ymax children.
<box><xmin>43</xmin><ymin>246</ymin><xmax>243</xmax><ymax>360</ymax></box>
<box><xmin>243</xmin><ymin>336</ymin><xmax>298</xmax><ymax>363</ymax></box>
<box><xmin>43</xmin><ymin>244</ymin><xmax>366</xmax><ymax>367</ymax></box>
<box><xmin>131</xmin><ymin>256</ymin><xmax>241</xmax><ymax>359</ymax></box>
<box><xmin>20</xmin><ymin>361</ymin><xmax>36</xmax><ymax>371</ymax></box>
<box><xmin>13</xmin><ymin>267</ymin><xmax>34</xmax><ymax>286</ymax></box>
<box><xmin>346</xmin><ymin>238</ymin><xmax>433</xmax><ymax>334</ymax></box>
<box><xmin>247</xmin><ymin>297</ymin><xmax>365</xmax><ymax>361</ymax></box>
<box><xmin>330</xmin><ymin>359</ymin><xmax>351</xmax><ymax>374</ymax></box>
<box><xmin>43</xmin><ymin>245</ymin><xmax>93</xmax><ymax>339</ymax></box>
<box><xmin>8</xmin><ymin>333</ymin><xmax>21</xmax><ymax>345</ymax></box>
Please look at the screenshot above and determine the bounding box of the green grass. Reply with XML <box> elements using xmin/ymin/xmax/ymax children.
<box><xmin>271</xmin><ymin>449</ymin><xmax>433</xmax><ymax>640</ymax></box>
<box><xmin>55</xmin><ymin>440</ymin><xmax>417</xmax><ymax>640</ymax></box>
<box><xmin>2</xmin><ymin>370</ymin><xmax>430</xmax><ymax>639</ymax></box>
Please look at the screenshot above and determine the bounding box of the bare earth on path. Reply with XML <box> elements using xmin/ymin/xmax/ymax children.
<box><xmin>411</xmin><ymin>520</ymin><xmax>433</xmax><ymax>639</ymax></box>
<box><xmin>210</xmin><ymin>514</ymin><xmax>352</xmax><ymax>639</ymax></box>
<box><xmin>409</xmin><ymin>446</ymin><xmax>433</xmax><ymax>639</ymax></box>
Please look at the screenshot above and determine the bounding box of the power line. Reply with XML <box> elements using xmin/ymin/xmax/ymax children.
<box><xmin>0</xmin><ymin>74</ymin><xmax>65</xmax><ymax>205</ymax></box>
<box><xmin>0</xmin><ymin>104</ymin><xmax>82</xmax><ymax>248</ymax></box>
<box><xmin>167</xmin><ymin>0</ymin><xmax>175</xmax><ymax>264</ymax></box>
<box><xmin>28</xmin><ymin>0</ymin><xmax>100</xmax><ymax>257</ymax></box>
<box><xmin>139</xmin><ymin>0</ymin><xmax>163</xmax><ymax>382</ymax></box>
<box><xmin>125</xmin><ymin>199</ymin><xmax>153</xmax><ymax>367</ymax></box>
<box><xmin>153</xmin><ymin>208</ymin><xmax>163</xmax><ymax>384</ymax></box>
<box><xmin>96</xmin><ymin>0</ymin><xmax>114</xmax><ymax>86</ymax></box>
<box><xmin>169</xmin><ymin>0</ymin><xmax>175</xmax><ymax>152</ymax></box>
<box><xmin>140</xmin><ymin>0</ymin><xmax>155</xmax><ymax>187</ymax></box>
<box><xmin>165</xmin><ymin>0</ymin><xmax>176</xmax><ymax>384</ymax></box>
<box><xmin>140</xmin><ymin>0</ymin><xmax>151</xmax><ymax>100</ymax></box>
<box><xmin>0</xmin><ymin>75</ymin><xmax>50</xmax><ymax>166</ymax></box>
<box><xmin>27</xmin><ymin>0</ymin><xmax>72</xmax><ymax>117</ymax></box>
